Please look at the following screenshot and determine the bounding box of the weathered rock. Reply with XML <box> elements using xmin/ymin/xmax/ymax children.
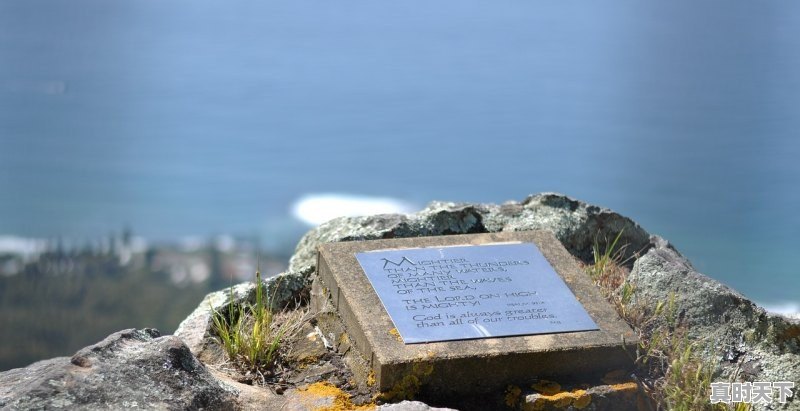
<box><xmin>171</xmin><ymin>192</ymin><xmax>798</xmax><ymax>410</ymax></box>
<box><xmin>288</xmin><ymin>193</ymin><xmax>651</xmax><ymax>275</ymax></box>
<box><xmin>521</xmin><ymin>381</ymin><xmax>641</xmax><ymax>411</ymax></box>
<box><xmin>181</xmin><ymin>193</ymin><xmax>653</xmax><ymax>358</ymax></box>
<box><xmin>627</xmin><ymin>236</ymin><xmax>766</xmax><ymax>342</ymax></box>
<box><xmin>287</xmin><ymin>203</ymin><xmax>484</xmax><ymax>274</ymax></box>
<box><xmin>287</xmin><ymin>192</ymin><xmax>798</xmax><ymax>409</ymax></box>
<box><xmin>626</xmin><ymin>236</ymin><xmax>800</xmax><ymax>409</ymax></box>
<box><xmin>497</xmin><ymin>194</ymin><xmax>652</xmax><ymax>263</ymax></box>
<box><xmin>281</xmin><ymin>385</ymin><xmax>457</xmax><ymax>411</ymax></box>
<box><xmin>0</xmin><ymin>328</ymin><xmax>236</xmax><ymax>410</ymax></box>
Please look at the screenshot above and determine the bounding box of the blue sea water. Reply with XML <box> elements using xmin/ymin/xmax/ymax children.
<box><xmin>1</xmin><ymin>0</ymin><xmax>798</xmax><ymax>308</ymax></box>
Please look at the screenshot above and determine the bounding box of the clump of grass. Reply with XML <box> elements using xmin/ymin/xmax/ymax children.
<box><xmin>586</xmin><ymin>231</ymin><xmax>750</xmax><ymax>411</ymax></box>
<box><xmin>211</xmin><ymin>269</ymin><xmax>303</xmax><ymax>381</ymax></box>
<box><xmin>588</xmin><ymin>230</ymin><xmax>639</xmax><ymax>321</ymax></box>
<box><xmin>587</xmin><ymin>229</ymin><xmax>629</xmax><ymax>289</ymax></box>
<box><xmin>638</xmin><ymin>295</ymin><xmax>728</xmax><ymax>410</ymax></box>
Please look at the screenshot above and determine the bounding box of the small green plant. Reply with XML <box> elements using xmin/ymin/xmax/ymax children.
<box><xmin>640</xmin><ymin>302</ymin><xmax>751</xmax><ymax>411</ymax></box>
<box><xmin>587</xmin><ymin>229</ymin><xmax>629</xmax><ymax>287</ymax></box>
<box><xmin>211</xmin><ymin>269</ymin><xmax>299</xmax><ymax>375</ymax></box>
<box><xmin>587</xmin><ymin>229</ymin><xmax>640</xmax><ymax>320</ymax></box>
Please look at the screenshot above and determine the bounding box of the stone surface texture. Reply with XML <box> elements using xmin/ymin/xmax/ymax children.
<box><xmin>284</xmin><ymin>192</ymin><xmax>797</xmax><ymax>410</ymax></box>
<box><xmin>626</xmin><ymin>236</ymin><xmax>800</xmax><ymax>398</ymax></box>
<box><xmin>176</xmin><ymin>192</ymin><xmax>797</xmax><ymax>410</ymax></box>
<box><xmin>315</xmin><ymin>231</ymin><xmax>638</xmax><ymax>395</ymax></box>
<box><xmin>0</xmin><ymin>328</ymin><xmax>236</xmax><ymax>410</ymax></box>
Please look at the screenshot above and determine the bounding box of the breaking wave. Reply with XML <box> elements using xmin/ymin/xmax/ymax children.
<box><xmin>0</xmin><ymin>236</ymin><xmax>47</xmax><ymax>258</ymax></box>
<box><xmin>758</xmin><ymin>301</ymin><xmax>800</xmax><ymax>320</ymax></box>
<box><xmin>291</xmin><ymin>193</ymin><xmax>417</xmax><ymax>226</ymax></box>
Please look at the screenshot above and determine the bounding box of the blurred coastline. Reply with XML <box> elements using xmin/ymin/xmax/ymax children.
<box><xmin>0</xmin><ymin>230</ymin><xmax>287</xmax><ymax>371</ymax></box>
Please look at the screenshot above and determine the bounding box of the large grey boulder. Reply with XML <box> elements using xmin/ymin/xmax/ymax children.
<box><xmin>0</xmin><ymin>328</ymin><xmax>236</xmax><ymax>410</ymax></box>
<box><xmin>173</xmin><ymin>192</ymin><xmax>798</xmax><ymax>410</ymax></box>
<box><xmin>288</xmin><ymin>193</ymin><xmax>651</xmax><ymax>273</ymax></box>
<box><xmin>627</xmin><ymin>236</ymin><xmax>800</xmax><ymax>406</ymax></box>
<box><xmin>179</xmin><ymin>193</ymin><xmax>652</xmax><ymax>358</ymax></box>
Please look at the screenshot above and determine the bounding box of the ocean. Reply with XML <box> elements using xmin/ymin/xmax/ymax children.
<box><xmin>1</xmin><ymin>0</ymin><xmax>798</xmax><ymax>311</ymax></box>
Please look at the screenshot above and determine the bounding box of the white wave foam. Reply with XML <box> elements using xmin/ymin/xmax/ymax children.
<box><xmin>291</xmin><ymin>193</ymin><xmax>417</xmax><ymax>226</ymax></box>
<box><xmin>758</xmin><ymin>301</ymin><xmax>800</xmax><ymax>320</ymax></box>
<box><xmin>0</xmin><ymin>235</ymin><xmax>47</xmax><ymax>258</ymax></box>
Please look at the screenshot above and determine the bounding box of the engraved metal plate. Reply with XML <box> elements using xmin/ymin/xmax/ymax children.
<box><xmin>355</xmin><ymin>242</ymin><xmax>599</xmax><ymax>343</ymax></box>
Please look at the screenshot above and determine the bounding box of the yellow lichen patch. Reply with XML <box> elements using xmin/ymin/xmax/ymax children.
<box><xmin>300</xmin><ymin>381</ymin><xmax>342</xmax><ymax>397</ymax></box>
<box><xmin>388</xmin><ymin>328</ymin><xmax>402</xmax><ymax>342</ymax></box>
<box><xmin>338</xmin><ymin>332</ymin><xmax>350</xmax><ymax>346</ymax></box>
<box><xmin>527</xmin><ymin>388</ymin><xmax>592</xmax><ymax>410</ymax></box>
<box><xmin>528</xmin><ymin>393</ymin><xmax>569</xmax><ymax>410</ymax></box>
<box><xmin>366</xmin><ymin>370</ymin><xmax>376</xmax><ymax>387</ymax></box>
<box><xmin>298</xmin><ymin>382</ymin><xmax>375</xmax><ymax>411</ymax></box>
<box><xmin>608</xmin><ymin>382</ymin><xmax>638</xmax><ymax>397</ymax></box>
<box><xmin>504</xmin><ymin>385</ymin><xmax>522</xmax><ymax>408</ymax></box>
<box><xmin>531</xmin><ymin>380</ymin><xmax>562</xmax><ymax>395</ymax></box>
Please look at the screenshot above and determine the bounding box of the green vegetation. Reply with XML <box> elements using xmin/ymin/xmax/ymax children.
<box><xmin>587</xmin><ymin>232</ymin><xmax>751</xmax><ymax>411</ymax></box>
<box><xmin>0</xmin><ymin>251</ymin><xmax>210</xmax><ymax>371</ymax></box>
<box><xmin>0</xmin><ymin>240</ymin><xmax>287</xmax><ymax>372</ymax></box>
<box><xmin>637</xmin><ymin>294</ymin><xmax>739</xmax><ymax>411</ymax></box>
<box><xmin>211</xmin><ymin>270</ymin><xmax>304</xmax><ymax>377</ymax></box>
<box><xmin>587</xmin><ymin>229</ymin><xmax>629</xmax><ymax>290</ymax></box>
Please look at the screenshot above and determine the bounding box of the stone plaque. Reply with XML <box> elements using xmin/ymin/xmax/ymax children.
<box><xmin>314</xmin><ymin>231</ymin><xmax>637</xmax><ymax>394</ymax></box>
<box><xmin>355</xmin><ymin>242</ymin><xmax>599</xmax><ymax>343</ymax></box>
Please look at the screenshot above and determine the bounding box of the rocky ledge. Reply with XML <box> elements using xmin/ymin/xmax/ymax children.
<box><xmin>1</xmin><ymin>193</ymin><xmax>797</xmax><ymax>410</ymax></box>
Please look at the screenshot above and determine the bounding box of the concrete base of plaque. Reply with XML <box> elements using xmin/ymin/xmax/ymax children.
<box><xmin>312</xmin><ymin>231</ymin><xmax>637</xmax><ymax>397</ymax></box>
